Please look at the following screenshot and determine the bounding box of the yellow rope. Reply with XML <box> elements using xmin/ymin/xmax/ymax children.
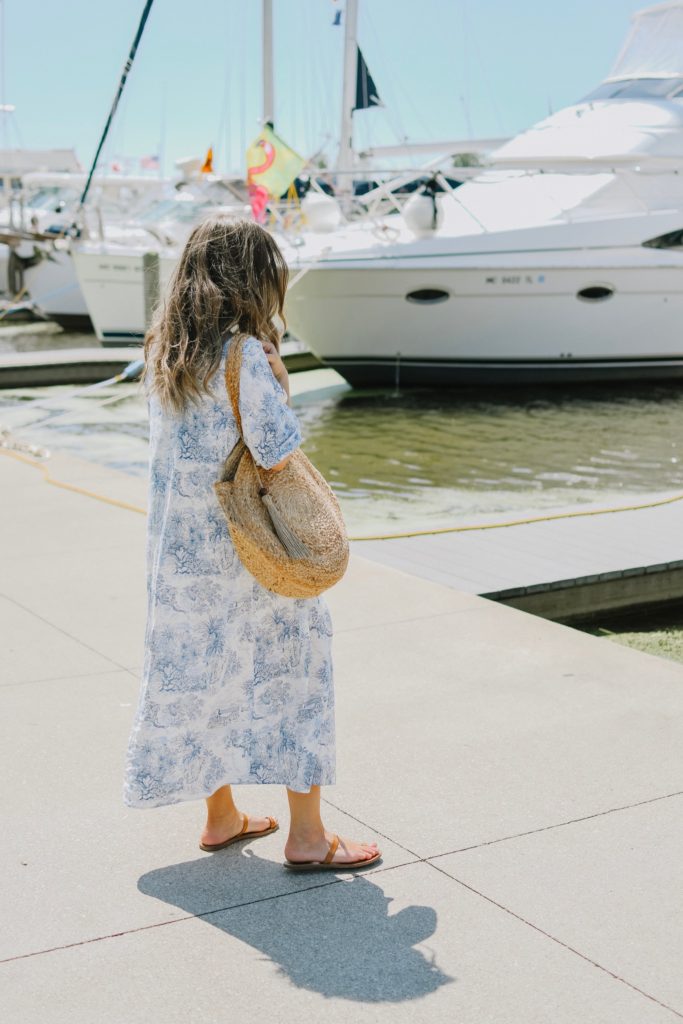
<box><xmin>3</xmin><ymin>445</ymin><xmax>683</xmax><ymax>540</ymax></box>
<box><xmin>0</xmin><ymin>448</ymin><xmax>147</xmax><ymax>514</ymax></box>
<box><xmin>350</xmin><ymin>488</ymin><xmax>683</xmax><ymax>540</ymax></box>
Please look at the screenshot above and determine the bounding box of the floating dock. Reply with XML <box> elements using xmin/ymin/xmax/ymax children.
<box><xmin>353</xmin><ymin>494</ymin><xmax>683</xmax><ymax>623</ymax></box>
<box><xmin>0</xmin><ymin>347</ymin><xmax>144</xmax><ymax>388</ymax></box>
<box><xmin>0</xmin><ymin>340</ymin><xmax>322</xmax><ymax>388</ymax></box>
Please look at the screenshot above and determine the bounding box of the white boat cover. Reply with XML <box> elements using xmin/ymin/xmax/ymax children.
<box><xmin>608</xmin><ymin>1</ymin><xmax>683</xmax><ymax>81</ymax></box>
<box><xmin>0</xmin><ymin>149</ymin><xmax>82</xmax><ymax>175</ymax></box>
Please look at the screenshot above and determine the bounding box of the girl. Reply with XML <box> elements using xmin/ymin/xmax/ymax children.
<box><xmin>124</xmin><ymin>216</ymin><xmax>380</xmax><ymax>871</ymax></box>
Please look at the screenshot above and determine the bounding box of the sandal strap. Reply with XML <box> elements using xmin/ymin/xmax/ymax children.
<box><xmin>239</xmin><ymin>813</ymin><xmax>249</xmax><ymax>836</ymax></box>
<box><xmin>323</xmin><ymin>834</ymin><xmax>340</xmax><ymax>865</ymax></box>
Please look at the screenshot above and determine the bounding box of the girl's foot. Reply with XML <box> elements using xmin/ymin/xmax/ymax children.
<box><xmin>284</xmin><ymin>828</ymin><xmax>379</xmax><ymax>866</ymax></box>
<box><xmin>200</xmin><ymin>809</ymin><xmax>277</xmax><ymax>849</ymax></box>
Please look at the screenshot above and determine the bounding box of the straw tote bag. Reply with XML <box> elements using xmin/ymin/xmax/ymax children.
<box><xmin>213</xmin><ymin>334</ymin><xmax>350</xmax><ymax>598</ymax></box>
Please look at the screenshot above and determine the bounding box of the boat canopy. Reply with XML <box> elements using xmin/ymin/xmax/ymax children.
<box><xmin>607</xmin><ymin>1</ymin><xmax>683</xmax><ymax>81</ymax></box>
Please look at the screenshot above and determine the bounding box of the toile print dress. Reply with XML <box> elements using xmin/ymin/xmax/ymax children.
<box><xmin>123</xmin><ymin>335</ymin><xmax>336</xmax><ymax>808</ymax></box>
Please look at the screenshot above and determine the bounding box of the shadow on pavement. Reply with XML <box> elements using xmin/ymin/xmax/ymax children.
<box><xmin>138</xmin><ymin>847</ymin><xmax>453</xmax><ymax>1002</ymax></box>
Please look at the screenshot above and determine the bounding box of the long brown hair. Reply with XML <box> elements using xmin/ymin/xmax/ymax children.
<box><xmin>142</xmin><ymin>216</ymin><xmax>289</xmax><ymax>413</ymax></box>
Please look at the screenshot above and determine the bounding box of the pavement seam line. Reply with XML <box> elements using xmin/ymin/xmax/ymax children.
<box><xmin>427</xmin><ymin>859</ymin><xmax>683</xmax><ymax>1020</ymax></box>
<box><xmin>0</xmin><ymin>857</ymin><xmax>419</xmax><ymax>965</ymax></box>
<box><xmin>1</xmin><ymin>668</ymin><xmax>132</xmax><ymax>690</ymax></box>
<box><xmin>0</xmin><ymin>591</ymin><xmax>133</xmax><ymax>674</ymax></box>
<box><xmin>321</xmin><ymin>797</ymin><xmax>422</xmax><ymax>859</ymax></box>
<box><xmin>333</xmin><ymin>604</ymin><xmax>478</xmax><ymax>635</ymax></box>
<box><xmin>323</xmin><ymin>790</ymin><xmax>683</xmax><ymax>863</ymax></box>
<box><xmin>427</xmin><ymin>788</ymin><xmax>683</xmax><ymax>859</ymax></box>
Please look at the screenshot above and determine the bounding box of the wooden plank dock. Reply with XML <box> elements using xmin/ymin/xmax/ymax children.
<box><xmin>352</xmin><ymin>494</ymin><xmax>683</xmax><ymax>623</ymax></box>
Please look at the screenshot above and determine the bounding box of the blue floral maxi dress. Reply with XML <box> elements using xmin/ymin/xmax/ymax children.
<box><xmin>123</xmin><ymin>335</ymin><xmax>336</xmax><ymax>808</ymax></box>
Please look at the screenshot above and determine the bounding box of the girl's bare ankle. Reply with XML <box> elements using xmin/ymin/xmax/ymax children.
<box><xmin>287</xmin><ymin>823</ymin><xmax>325</xmax><ymax>844</ymax></box>
<box><xmin>206</xmin><ymin>807</ymin><xmax>240</xmax><ymax>827</ymax></box>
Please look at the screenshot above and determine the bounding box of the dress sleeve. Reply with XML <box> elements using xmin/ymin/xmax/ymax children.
<box><xmin>237</xmin><ymin>336</ymin><xmax>302</xmax><ymax>469</ymax></box>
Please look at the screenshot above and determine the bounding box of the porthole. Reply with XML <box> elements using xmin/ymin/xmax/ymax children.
<box><xmin>405</xmin><ymin>288</ymin><xmax>450</xmax><ymax>304</ymax></box>
<box><xmin>576</xmin><ymin>285</ymin><xmax>614</xmax><ymax>302</ymax></box>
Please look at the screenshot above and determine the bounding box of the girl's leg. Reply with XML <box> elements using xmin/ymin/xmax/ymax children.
<box><xmin>201</xmin><ymin>785</ymin><xmax>274</xmax><ymax>846</ymax></box>
<box><xmin>284</xmin><ymin>785</ymin><xmax>380</xmax><ymax>865</ymax></box>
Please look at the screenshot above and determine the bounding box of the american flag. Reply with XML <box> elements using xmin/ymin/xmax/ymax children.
<box><xmin>140</xmin><ymin>154</ymin><xmax>160</xmax><ymax>171</ymax></box>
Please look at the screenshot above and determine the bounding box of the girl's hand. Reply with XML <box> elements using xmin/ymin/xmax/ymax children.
<box><xmin>261</xmin><ymin>340</ymin><xmax>287</xmax><ymax>383</ymax></box>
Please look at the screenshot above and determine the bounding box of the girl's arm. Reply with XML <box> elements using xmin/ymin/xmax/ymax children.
<box><xmin>261</xmin><ymin>340</ymin><xmax>292</xmax><ymax>407</ymax></box>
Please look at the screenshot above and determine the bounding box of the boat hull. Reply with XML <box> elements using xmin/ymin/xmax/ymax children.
<box><xmin>0</xmin><ymin>245</ymin><xmax>92</xmax><ymax>330</ymax></box>
<box><xmin>285</xmin><ymin>256</ymin><xmax>683</xmax><ymax>387</ymax></box>
<box><xmin>71</xmin><ymin>249</ymin><xmax>176</xmax><ymax>343</ymax></box>
<box><xmin>324</xmin><ymin>355</ymin><xmax>683</xmax><ymax>388</ymax></box>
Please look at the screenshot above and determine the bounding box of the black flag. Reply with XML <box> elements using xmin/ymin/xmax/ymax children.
<box><xmin>354</xmin><ymin>47</ymin><xmax>382</xmax><ymax>110</ymax></box>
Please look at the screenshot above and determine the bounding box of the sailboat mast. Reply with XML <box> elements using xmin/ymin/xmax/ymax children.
<box><xmin>337</xmin><ymin>0</ymin><xmax>358</xmax><ymax>192</ymax></box>
<box><xmin>262</xmin><ymin>0</ymin><xmax>274</xmax><ymax>125</ymax></box>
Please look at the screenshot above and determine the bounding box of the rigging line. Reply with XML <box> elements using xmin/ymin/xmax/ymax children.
<box><xmin>466</xmin><ymin>5</ymin><xmax>505</xmax><ymax>136</ymax></box>
<box><xmin>0</xmin><ymin>0</ymin><xmax>6</xmax><ymax>151</ymax></box>
<box><xmin>77</xmin><ymin>0</ymin><xmax>156</xmax><ymax>211</ymax></box>
<box><xmin>362</xmin><ymin>2</ymin><xmax>411</xmax><ymax>148</ymax></box>
<box><xmin>363</xmin><ymin>0</ymin><xmax>438</xmax><ymax>150</ymax></box>
<box><xmin>215</xmin><ymin>0</ymin><xmax>233</xmax><ymax>172</ymax></box>
<box><xmin>460</xmin><ymin>0</ymin><xmax>474</xmax><ymax>138</ymax></box>
<box><xmin>311</xmin><ymin>22</ymin><xmax>335</xmax><ymax>154</ymax></box>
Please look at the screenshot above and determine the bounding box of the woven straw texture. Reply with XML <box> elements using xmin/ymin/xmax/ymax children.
<box><xmin>214</xmin><ymin>334</ymin><xmax>349</xmax><ymax>598</ymax></box>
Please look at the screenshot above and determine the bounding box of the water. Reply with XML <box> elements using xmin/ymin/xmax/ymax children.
<box><xmin>3</xmin><ymin>325</ymin><xmax>682</xmax><ymax>662</ymax></box>
<box><xmin>2</xmin><ymin>327</ymin><xmax>683</xmax><ymax>536</ymax></box>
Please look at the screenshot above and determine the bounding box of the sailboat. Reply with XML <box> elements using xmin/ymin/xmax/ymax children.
<box><xmin>0</xmin><ymin>164</ymin><xmax>168</xmax><ymax>328</ymax></box>
<box><xmin>283</xmin><ymin>0</ymin><xmax>683</xmax><ymax>387</ymax></box>
<box><xmin>71</xmin><ymin>0</ymin><xmax>500</xmax><ymax>344</ymax></box>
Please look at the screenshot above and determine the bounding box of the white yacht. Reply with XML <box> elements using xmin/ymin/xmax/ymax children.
<box><xmin>71</xmin><ymin>172</ymin><xmax>251</xmax><ymax>341</ymax></box>
<box><xmin>0</xmin><ymin>168</ymin><xmax>168</xmax><ymax>329</ymax></box>
<box><xmin>283</xmin><ymin>1</ymin><xmax>683</xmax><ymax>387</ymax></box>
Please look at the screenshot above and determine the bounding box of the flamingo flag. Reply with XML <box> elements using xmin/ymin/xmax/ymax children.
<box><xmin>246</xmin><ymin>125</ymin><xmax>305</xmax><ymax>221</ymax></box>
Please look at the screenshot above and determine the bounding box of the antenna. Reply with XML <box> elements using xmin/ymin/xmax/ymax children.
<box><xmin>262</xmin><ymin>0</ymin><xmax>274</xmax><ymax>125</ymax></box>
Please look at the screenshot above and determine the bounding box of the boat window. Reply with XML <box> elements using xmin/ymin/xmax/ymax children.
<box><xmin>26</xmin><ymin>187</ymin><xmax>77</xmax><ymax>210</ymax></box>
<box><xmin>405</xmin><ymin>288</ymin><xmax>450</xmax><ymax>304</ymax></box>
<box><xmin>642</xmin><ymin>228</ymin><xmax>683</xmax><ymax>249</ymax></box>
<box><xmin>580</xmin><ymin>78</ymin><xmax>683</xmax><ymax>102</ymax></box>
<box><xmin>576</xmin><ymin>285</ymin><xmax>614</xmax><ymax>302</ymax></box>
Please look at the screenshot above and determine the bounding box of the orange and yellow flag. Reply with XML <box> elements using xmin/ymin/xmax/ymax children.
<box><xmin>200</xmin><ymin>147</ymin><xmax>213</xmax><ymax>174</ymax></box>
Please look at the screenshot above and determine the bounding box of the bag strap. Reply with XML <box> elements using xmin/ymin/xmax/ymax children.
<box><xmin>224</xmin><ymin>332</ymin><xmax>246</xmax><ymax>437</ymax></box>
<box><xmin>223</xmin><ymin>333</ymin><xmax>267</xmax><ymax>489</ymax></box>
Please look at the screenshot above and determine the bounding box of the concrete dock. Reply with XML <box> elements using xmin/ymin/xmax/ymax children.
<box><xmin>1</xmin><ymin>448</ymin><xmax>682</xmax><ymax>1023</ymax></box>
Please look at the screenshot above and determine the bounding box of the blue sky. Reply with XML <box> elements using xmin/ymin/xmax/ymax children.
<box><xmin>4</xmin><ymin>0</ymin><xmax>645</xmax><ymax>176</ymax></box>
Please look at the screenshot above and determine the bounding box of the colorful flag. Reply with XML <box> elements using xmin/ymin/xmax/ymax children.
<box><xmin>140</xmin><ymin>154</ymin><xmax>160</xmax><ymax>171</ymax></box>
<box><xmin>246</xmin><ymin>125</ymin><xmax>305</xmax><ymax>205</ymax></box>
<box><xmin>200</xmin><ymin>147</ymin><xmax>214</xmax><ymax>174</ymax></box>
<box><xmin>331</xmin><ymin>0</ymin><xmax>341</xmax><ymax>25</ymax></box>
<box><xmin>354</xmin><ymin>47</ymin><xmax>383</xmax><ymax>110</ymax></box>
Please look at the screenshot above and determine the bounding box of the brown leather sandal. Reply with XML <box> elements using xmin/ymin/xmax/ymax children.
<box><xmin>199</xmin><ymin>813</ymin><xmax>279</xmax><ymax>852</ymax></box>
<box><xmin>284</xmin><ymin>833</ymin><xmax>382</xmax><ymax>871</ymax></box>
